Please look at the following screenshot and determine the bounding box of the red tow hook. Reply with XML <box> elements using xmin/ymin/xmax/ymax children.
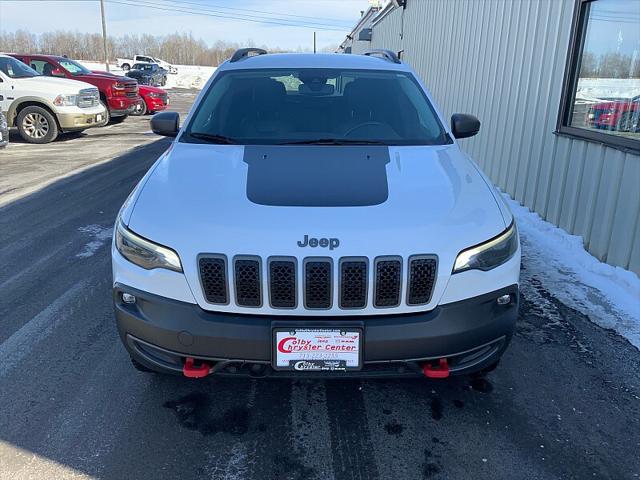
<box><xmin>182</xmin><ymin>357</ymin><xmax>211</xmax><ymax>378</ymax></box>
<box><xmin>422</xmin><ymin>358</ymin><xmax>450</xmax><ymax>379</ymax></box>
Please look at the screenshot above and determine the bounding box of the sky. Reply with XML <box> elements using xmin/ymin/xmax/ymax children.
<box><xmin>0</xmin><ymin>0</ymin><xmax>374</xmax><ymax>50</ymax></box>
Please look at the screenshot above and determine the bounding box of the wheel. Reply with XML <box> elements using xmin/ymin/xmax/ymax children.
<box><xmin>16</xmin><ymin>106</ymin><xmax>58</xmax><ymax>144</ymax></box>
<box><xmin>122</xmin><ymin>63</ymin><xmax>130</xmax><ymax>71</ymax></box>
<box><xmin>161</xmin><ymin>76</ymin><xmax>167</xmax><ymax>86</ymax></box>
<box><xmin>131</xmin><ymin>100</ymin><xmax>147</xmax><ymax>116</ymax></box>
<box><xmin>100</xmin><ymin>101</ymin><xmax>111</xmax><ymax>124</ymax></box>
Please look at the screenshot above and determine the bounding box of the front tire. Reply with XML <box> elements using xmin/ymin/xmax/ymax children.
<box><xmin>16</xmin><ymin>106</ymin><xmax>58</xmax><ymax>144</ymax></box>
<box><xmin>131</xmin><ymin>100</ymin><xmax>147</xmax><ymax>116</ymax></box>
<box><xmin>122</xmin><ymin>63</ymin><xmax>130</xmax><ymax>71</ymax></box>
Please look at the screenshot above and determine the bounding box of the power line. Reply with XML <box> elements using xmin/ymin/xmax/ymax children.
<box><xmin>149</xmin><ymin>0</ymin><xmax>352</xmax><ymax>29</ymax></box>
<box><xmin>103</xmin><ymin>0</ymin><xmax>350</xmax><ymax>31</ymax></box>
<box><xmin>163</xmin><ymin>0</ymin><xmax>354</xmax><ymax>27</ymax></box>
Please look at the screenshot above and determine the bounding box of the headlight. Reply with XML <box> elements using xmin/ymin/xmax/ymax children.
<box><xmin>53</xmin><ymin>94</ymin><xmax>78</xmax><ymax>106</ymax></box>
<box><xmin>147</xmin><ymin>92</ymin><xmax>160</xmax><ymax>98</ymax></box>
<box><xmin>453</xmin><ymin>222</ymin><xmax>518</xmax><ymax>273</ymax></box>
<box><xmin>115</xmin><ymin>221</ymin><xmax>182</xmax><ymax>272</ymax></box>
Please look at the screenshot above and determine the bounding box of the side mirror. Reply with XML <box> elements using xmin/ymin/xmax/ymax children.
<box><xmin>51</xmin><ymin>68</ymin><xmax>66</xmax><ymax>78</ymax></box>
<box><xmin>451</xmin><ymin>113</ymin><xmax>480</xmax><ymax>139</ymax></box>
<box><xmin>151</xmin><ymin>111</ymin><xmax>179</xmax><ymax>137</ymax></box>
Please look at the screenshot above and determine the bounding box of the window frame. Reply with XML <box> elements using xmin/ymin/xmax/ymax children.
<box><xmin>556</xmin><ymin>0</ymin><xmax>640</xmax><ymax>153</ymax></box>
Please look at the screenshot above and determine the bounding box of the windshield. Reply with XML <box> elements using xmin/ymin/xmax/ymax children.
<box><xmin>133</xmin><ymin>64</ymin><xmax>154</xmax><ymax>71</ymax></box>
<box><xmin>58</xmin><ymin>58</ymin><xmax>91</xmax><ymax>75</ymax></box>
<box><xmin>0</xmin><ymin>57</ymin><xmax>39</xmax><ymax>78</ymax></box>
<box><xmin>183</xmin><ymin>68</ymin><xmax>450</xmax><ymax>146</ymax></box>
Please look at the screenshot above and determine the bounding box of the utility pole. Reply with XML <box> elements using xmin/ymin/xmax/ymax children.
<box><xmin>100</xmin><ymin>0</ymin><xmax>110</xmax><ymax>71</ymax></box>
<box><xmin>313</xmin><ymin>32</ymin><xmax>316</xmax><ymax>54</ymax></box>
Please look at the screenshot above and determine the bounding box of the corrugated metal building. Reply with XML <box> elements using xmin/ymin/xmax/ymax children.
<box><xmin>341</xmin><ymin>0</ymin><xmax>640</xmax><ymax>275</ymax></box>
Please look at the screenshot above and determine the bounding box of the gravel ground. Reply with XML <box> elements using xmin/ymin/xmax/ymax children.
<box><xmin>0</xmin><ymin>90</ymin><xmax>638</xmax><ymax>480</ymax></box>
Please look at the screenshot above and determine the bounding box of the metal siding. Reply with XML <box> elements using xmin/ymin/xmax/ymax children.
<box><xmin>364</xmin><ymin>0</ymin><xmax>639</xmax><ymax>274</ymax></box>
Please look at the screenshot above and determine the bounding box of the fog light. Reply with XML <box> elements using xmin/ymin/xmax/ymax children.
<box><xmin>122</xmin><ymin>293</ymin><xmax>136</xmax><ymax>304</ymax></box>
<box><xmin>497</xmin><ymin>294</ymin><xmax>511</xmax><ymax>305</ymax></box>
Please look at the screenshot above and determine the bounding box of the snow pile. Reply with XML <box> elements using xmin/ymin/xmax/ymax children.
<box><xmin>78</xmin><ymin>61</ymin><xmax>216</xmax><ymax>90</ymax></box>
<box><xmin>506</xmin><ymin>193</ymin><xmax>640</xmax><ymax>349</ymax></box>
<box><xmin>576</xmin><ymin>78</ymin><xmax>640</xmax><ymax>102</ymax></box>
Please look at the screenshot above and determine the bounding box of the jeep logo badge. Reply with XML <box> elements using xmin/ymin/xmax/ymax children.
<box><xmin>297</xmin><ymin>235</ymin><xmax>340</xmax><ymax>250</ymax></box>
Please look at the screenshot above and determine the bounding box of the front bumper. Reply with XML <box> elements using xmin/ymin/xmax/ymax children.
<box><xmin>107</xmin><ymin>96</ymin><xmax>140</xmax><ymax>117</ymax></box>
<box><xmin>114</xmin><ymin>283</ymin><xmax>519</xmax><ymax>377</ymax></box>
<box><xmin>144</xmin><ymin>96</ymin><xmax>168</xmax><ymax>112</ymax></box>
<box><xmin>57</xmin><ymin>106</ymin><xmax>107</xmax><ymax>130</ymax></box>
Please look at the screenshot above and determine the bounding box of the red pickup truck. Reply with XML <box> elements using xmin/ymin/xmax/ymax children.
<box><xmin>10</xmin><ymin>54</ymin><xmax>140</xmax><ymax>123</ymax></box>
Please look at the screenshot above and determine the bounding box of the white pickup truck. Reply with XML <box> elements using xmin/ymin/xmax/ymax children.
<box><xmin>116</xmin><ymin>55</ymin><xmax>177</xmax><ymax>74</ymax></box>
<box><xmin>0</xmin><ymin>54</ymin><xmax>106</xmax><ymax>144</ymax></box>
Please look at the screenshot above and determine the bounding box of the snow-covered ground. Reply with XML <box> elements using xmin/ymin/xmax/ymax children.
<box><xmin>576</xmin><ymin>78</ymin><xmax>640</xmax><ymax>102</ymax></box>
<box><xmin>79</xmin><ymin>61</ymin><xmax>216</xmax><ymax>90</ymax></box>
<box><xmin>507</xmin><ymin>193</ymin><xmax>640</xmax><ymax>349</ymax></box>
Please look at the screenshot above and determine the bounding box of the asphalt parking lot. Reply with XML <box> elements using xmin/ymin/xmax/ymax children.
<box><xmin>0</xmin><ymin>90</ymin><xmax>638</xmax><ymax>480</ymax></box>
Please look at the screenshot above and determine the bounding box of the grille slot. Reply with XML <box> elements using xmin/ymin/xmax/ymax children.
<box><xmin>304</xmin><ymin>259</ymin><xmax>332</xmax><ymax>309</ymax></box>
<box><xmin>374</xmin><ymin>258</ymin><xmax>402</xmax><ymax>308</ymax></box>
<box><xmin>407</xmin><ymin>256</ymin><xmax>437</xmax><ymax>305</ymax></box>
<box><xmin>340</xmin><ymin>259</ymin><xmax>367</xmax><ymax>309</ymax></box>
<box><xmin>269</xmin><ymin>258</ymin><xmax>297</xmax><ymax>308</ymax></box>
<box><xmin>199</xmin><ymin>256</ymin><xmax>228</xmax><ymax>304</ymax></box>
<box><xmin>234</xmin><ymin>257</ymin><xmax>262</xmax><ymax>307</ymax></box>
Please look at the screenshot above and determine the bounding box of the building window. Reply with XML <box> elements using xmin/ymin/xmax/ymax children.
<box><xmin>558</xmin><ymin>0</ymin><xmax>640</xmax><ymax>152</ymax></box>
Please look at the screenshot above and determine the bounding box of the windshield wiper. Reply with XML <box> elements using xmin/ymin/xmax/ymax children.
<box><xmin>278</xmin><ymin>138</ymin><xmax>386</xmax><ymax>145</ymax></box>
<box><xmin>187</xmin><ymin>133</ymin><xmax>237</xmax><ymax>144</ymax></box>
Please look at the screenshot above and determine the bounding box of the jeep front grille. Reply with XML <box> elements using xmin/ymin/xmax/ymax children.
<box><xmin>304</xmin><ymin>259</ymin><xmax>332</xmax><ymax>309</ymax></box>
<box><xmin>234</xmin><ymin>257</ymin><xmax>261</xmax><ymax>307</ymax></box>
<box><xmin>339</xmin><ymin>259</ymin><xmax>367</xmax><ymax>309</ymax></box>
<box><xmin>269</xmin><ymin>258</ymin><xmax>297</xmax><ymax>308</ymax></box>
<box><xmin>407</xmin><ymin>256</ymin><xmax>437</xmax><ymax>305</ymax></box>
<box><xmin>198</xmin><ymin>255</ymin><xmax>437</xmax><ymax>311</ymax></box>
<box><xmin>199</xmin><ymin>256</ymin><xmax>228</xmax><ymax>304</ymax></box>
<box><xmin>374</xmin><ymin>258</ymin><xmax>402</xmax><ymax>308</ymax></box>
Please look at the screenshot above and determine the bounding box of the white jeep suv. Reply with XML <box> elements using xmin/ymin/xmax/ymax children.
<box><xmin>0</xmin><ymin>54</ymin><xmax>106</xmax><ymax>143</ymax></box>
<box><xmin>113</xmin><ymin>48</ymin><xmax>520</xmax><ymax>379</ymax></box>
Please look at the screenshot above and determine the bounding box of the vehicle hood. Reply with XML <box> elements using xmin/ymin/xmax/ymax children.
<box><xmin>89</xmin><ymin>71</ymin><xmax>129</xmax><ymax>80</ymax></box>
<box><xmin>128</xmin><ymin>143</ymin><xmax>507</xmax><ymax>272</ymax></box>
<box><xmin>139</xmin><ymin>85</ymin><xmax>165</xmax><ymax>95</ymax></box>
<box><xmin>13</xmin><ymin>76</ymin><xmax>96</xmax><ymax>94</ymax></box>
<box><xmin>126</xmin><ymin>70</ymin><xmax>150</xmax><ymax>78</ymax></box>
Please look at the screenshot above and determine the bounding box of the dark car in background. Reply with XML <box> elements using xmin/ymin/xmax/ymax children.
<box><xmin>0</xmin><ymin>111</ymin><xmax>8</xmax><ymax>148</ymax></box>
<box><xmin>126</xmin><ymin>63</ymin><xmax>167</xmax><ymax>87</ymax></box>
<box><xmin>10</xmin><ymin>54</ymin><xmax>140</xmax><ymax>123</ymax></box>
<box><xmin>586</xmin><ymin>95</ymin><xmax>640</xmax><ymax>132</ymax></box>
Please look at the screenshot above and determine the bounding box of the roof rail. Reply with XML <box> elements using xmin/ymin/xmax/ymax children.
<box><xmin>230</xmin><ymin>48</ymin><xmax>267</xmax><ymax>63</ymax></box>
<box><xmin>362</xmin><ymin>49</ymin><xmax>401</xmax><ymax>64</ymax></box>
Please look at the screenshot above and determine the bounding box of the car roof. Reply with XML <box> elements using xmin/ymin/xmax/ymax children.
<box><xmin>218</xmin><ymin>53</ymin><xmax>412</xmax><ymax>72</ymax></box>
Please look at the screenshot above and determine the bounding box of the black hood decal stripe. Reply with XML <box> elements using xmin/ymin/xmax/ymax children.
<box><xmin>244</xmin><ymin>145</ymin><xmax>390</xmax><ymax>207</ymax></box>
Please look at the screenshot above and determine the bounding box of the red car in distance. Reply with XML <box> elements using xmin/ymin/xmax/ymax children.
<box><xmin>133</xmin><ymin>85</ymin><xmax>169</xmax><ymax>115</ymax></box>
<box><xmin>586</xmin><ymin>94</ymin><xmax>640</xmax><ymax>132</ymax></box>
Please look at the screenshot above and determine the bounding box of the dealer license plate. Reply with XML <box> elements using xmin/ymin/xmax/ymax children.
<box><xmin>273</xmin><ymin>328</ymin><xmax>362</xmax><ymax>372</ymax></box>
